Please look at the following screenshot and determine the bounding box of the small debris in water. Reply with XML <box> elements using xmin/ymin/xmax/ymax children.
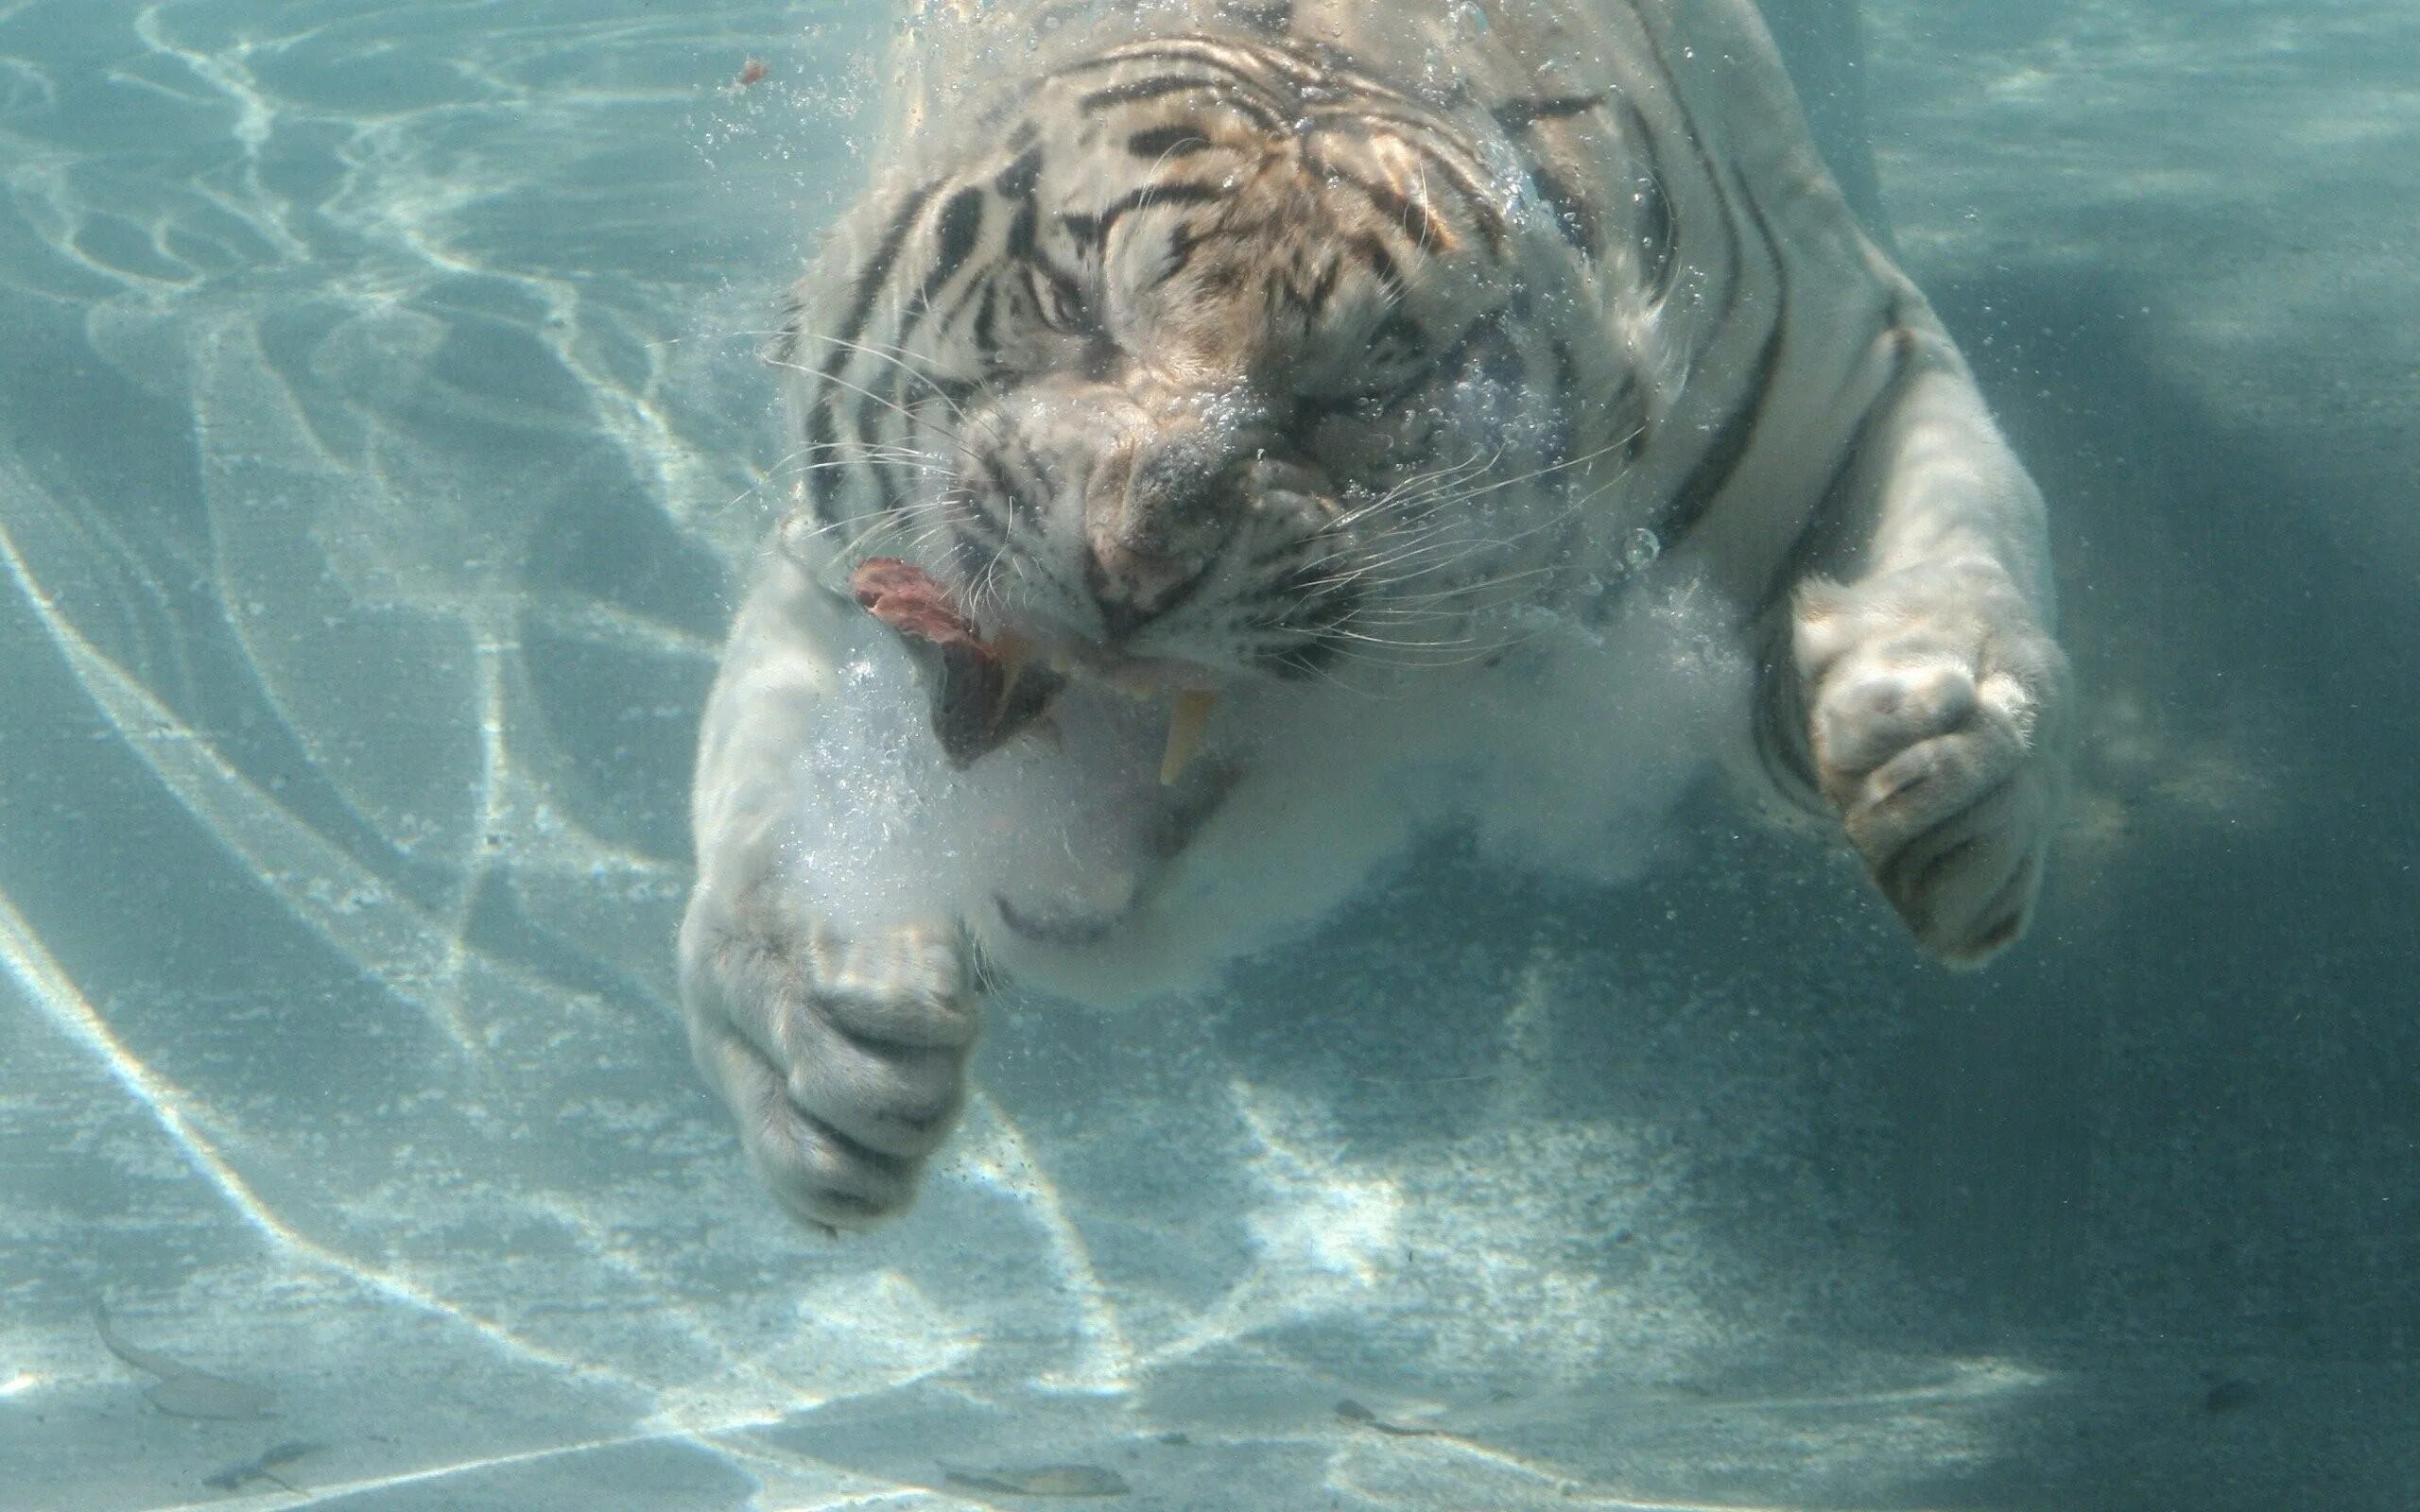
<box><xmin>203</xmin><ymin>1440</ymin><xmax>321</xmax><ymax>1493</ymax></box>
<box><xmin>943</xmin><ymin>1463</ymin><xmax>1132</xmax><ymax>1497</ymax></box>
<box><xmin>735</xmin><ymin>58</ymin><xmax>769</xmax><ymax>89</ymax></box>
<box><xmin>2202</xmin><ymin>1378</ymin><xmax>2259</xmax><ymax>1415</ymax></box>
<box><xmin>1334</xmin><ymin>1398</ymin><xmax>1443</xmax><ymax>1437</ymax></box>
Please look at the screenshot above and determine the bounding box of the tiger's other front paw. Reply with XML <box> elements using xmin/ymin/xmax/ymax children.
<box><xmin>1794</xmin><ymin>562</ymin><xmax>2071</xmax><ymax>965</ymax></box>
<box><xmin>679</xmin><ymin>892</ymin><xmax>979</xmax><ymax>1230</ymax></box>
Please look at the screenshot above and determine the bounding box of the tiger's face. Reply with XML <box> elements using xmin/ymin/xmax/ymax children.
<box><xmin>785</xmin><ymin>36</ymin><xmax>1618</xmax><ymax>707</ymax></box>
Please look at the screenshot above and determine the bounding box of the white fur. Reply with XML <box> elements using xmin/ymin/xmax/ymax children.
<box><xmin>680</xmin><ymin>0</ymin><xmax>2071</xmax><ymax>1228</ymax></box>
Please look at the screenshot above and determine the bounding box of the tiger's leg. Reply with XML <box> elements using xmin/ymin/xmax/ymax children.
<box><xmin>679</xmin><ymin>527</ymin><xmax>977</xmax><ymax>1228</ymax></box>
<box><xmin>1778</xmin><ymin>331</ymin><xmax>2072</xmax><ymax>964</ymax></box>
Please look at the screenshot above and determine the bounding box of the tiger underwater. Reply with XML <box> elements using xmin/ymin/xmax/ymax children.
<box><xmin>680</xmin><ymin>0</ymin><xmax>2072</xmax><ymax>1228</ymax></box>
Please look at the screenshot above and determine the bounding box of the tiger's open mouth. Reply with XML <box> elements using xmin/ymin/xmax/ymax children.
<box><xmin>851</xmin><ymin>557</ymin><xmax>1220</xmax><ymax>783</ymax></box>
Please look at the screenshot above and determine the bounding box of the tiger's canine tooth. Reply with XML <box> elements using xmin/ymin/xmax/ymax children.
<box><xmin>1160</xmin><ymin>689</ymin><xmax>1218</xmax><ymax>785</ymax></box>
<box><xmin>994</xmin><ymin>630</ymin><xmax>1033</xmax><ymax>704</ymax></box>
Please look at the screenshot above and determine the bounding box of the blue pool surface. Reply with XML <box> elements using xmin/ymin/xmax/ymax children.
<box><xmin>2</xmin><ymin>2</ymin><xmax>2415</xmax><ymax>1507</ymax></box>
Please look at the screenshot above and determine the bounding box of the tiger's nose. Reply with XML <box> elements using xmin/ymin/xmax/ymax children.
<box><xmin>1084</xmin><ymin>534</ymin><xmax>1199</xmax><ymax>641</ymax></box>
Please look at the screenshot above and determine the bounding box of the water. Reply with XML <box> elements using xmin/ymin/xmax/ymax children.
<box><xmin>2</xmin><ymin>1</ymin><xmax>2415</xmax><ymax>1507</ymax></box>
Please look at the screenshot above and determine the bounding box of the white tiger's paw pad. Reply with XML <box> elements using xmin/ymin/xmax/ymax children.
<box><xmin>1796</xmin><ymin>567</ymin><xmax>2069</xmax><ymax>965</ymax></box>
<box><xmin>682</xmin><ymin>907</ymin><xmax>977</xmax><ymax>1229</ymax></box>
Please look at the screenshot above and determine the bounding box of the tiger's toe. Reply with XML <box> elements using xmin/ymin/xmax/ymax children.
<box><xmin>1795</xmin><ymin>568</ymin><xmax>2069</xmax><ymax>965</ymax></box>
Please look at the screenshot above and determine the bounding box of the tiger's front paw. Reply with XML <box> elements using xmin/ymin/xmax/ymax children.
<box><xmin>1794</xmin><ymin>562</ymin><xmax>2070</xmax><ymax>965</ymax></box>
<box><xmin>679</xmin><ymin>891</ymin><xmax>979</xmax><ymax>1229</ymax></box>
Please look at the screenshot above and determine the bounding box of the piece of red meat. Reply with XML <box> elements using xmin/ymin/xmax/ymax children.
<box><xmin>850</xmin><ymin>557</ymin><xmax>990</xmax><ymax>655</ymax></box>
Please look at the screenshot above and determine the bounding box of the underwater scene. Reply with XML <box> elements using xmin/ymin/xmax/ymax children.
<box><xmin>1</xmin><ymin>0</ymin><xmax>2413</xmax><ymax>1507</ymax></box>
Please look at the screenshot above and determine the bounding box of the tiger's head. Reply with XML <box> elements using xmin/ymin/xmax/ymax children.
<box><xmin>779</xmin><ymin>34</ymin><xmax>1629</xmax><ymax>716</ymax></box>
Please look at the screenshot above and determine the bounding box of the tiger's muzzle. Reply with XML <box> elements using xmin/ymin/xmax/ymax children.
<box><xmin>872</xmin><ymin>374</ymin><xmax>1351</xmax><ymax>783</ymax></box>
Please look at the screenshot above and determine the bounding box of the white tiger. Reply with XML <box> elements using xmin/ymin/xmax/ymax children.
<box><xmin>680</xmin><ymin>0</ymin><xmax>2071</xmax><ymax>1228</ymax></box>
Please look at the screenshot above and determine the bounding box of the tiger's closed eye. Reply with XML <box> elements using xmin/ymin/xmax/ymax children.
<box><xmin>1294</xmin><ymin>310</ymin><xmax>1441</xmax><ymax>405</ymax></box>
<box><xmin>1027</xmin><ymin>263</ymin><xmax>1097</xmax><ymax>335</ymax></box>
